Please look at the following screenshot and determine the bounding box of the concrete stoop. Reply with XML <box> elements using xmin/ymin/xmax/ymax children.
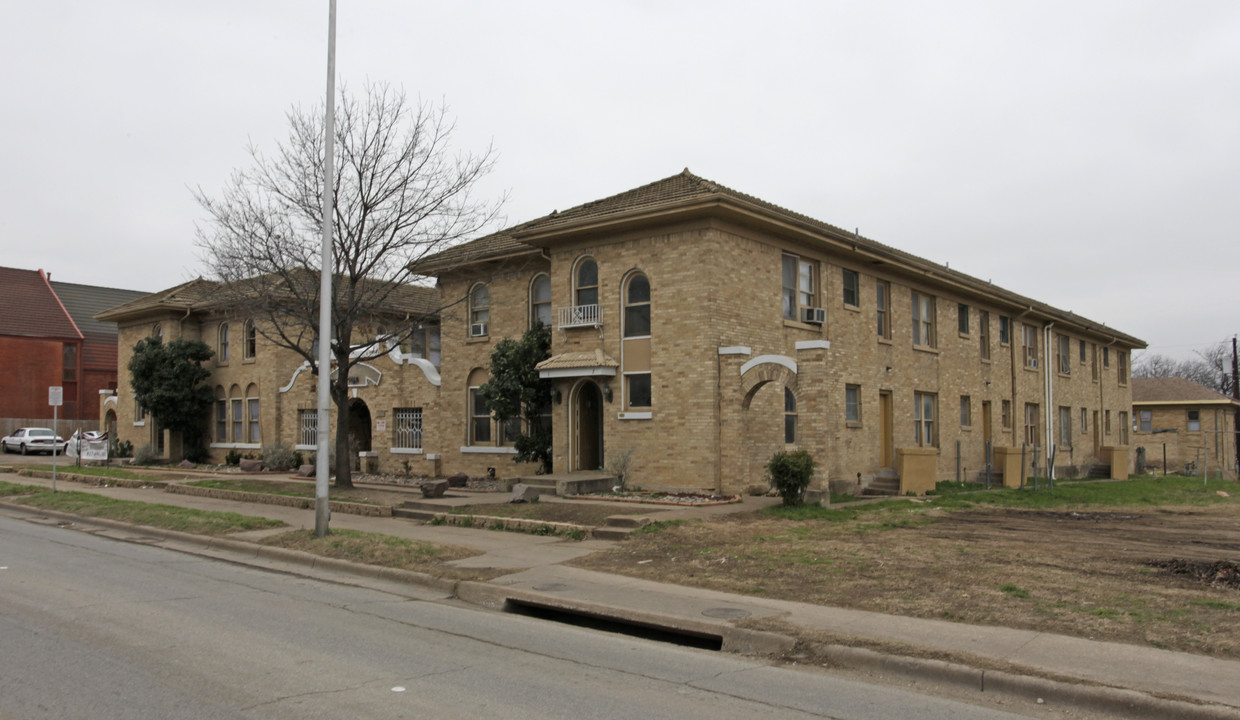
<box><xmin>590</xmin><ymin>514</ymin><xmax>656</xmax><ymax>541</ymax></box>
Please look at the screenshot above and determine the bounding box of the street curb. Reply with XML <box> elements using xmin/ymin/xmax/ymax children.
<box><xmin>4</xmin><ymin>500</ymin><xmax>1239</xmax><ymax>719</ymax></box>
<box><xmin>811</xmin><ymin>643</ymin><xmax>1240</xmax><ymax>720</ymax></box>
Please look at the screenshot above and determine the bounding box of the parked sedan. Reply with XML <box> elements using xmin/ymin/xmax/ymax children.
<box><xmin>1</xmin><ymin>428</ymin><xmax>66</xmax><ymax>455</ymax></box>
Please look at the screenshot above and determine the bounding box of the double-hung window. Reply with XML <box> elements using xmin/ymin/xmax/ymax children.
<box><xmin>979</xmin><ymin>310</ymin><xmax>990</xmax><ymax>360</ymax></box>
<box><xmin>1022</xmin><ymin>324</ymin><xmax>1038</xmax><ymax>369</ymax></box>
<box><xmin>914</xmin><ymin>392</ymin><xmax>936</xmax><ymax>447</ymax></box>
<box><xmin>957</xmin><ymin>304</ymin><xmax>969</xmax><ymax>335</ymax></box>
<box><xmin>1056</xmin><ymin>334</ymin><xmax>1071</xmax><ymax>375</ymax></box>
<box><xmin>842</xmin><ymin>268</ymin><xmax>859</xmax><ymax>307</ymax></box>
<box><xmin>875</xmin><ymin>281</ymin><xmax>891</xmax><ymax>339</ymax></box>
<box><xmin>911</xmin><ymin>292</ymin><xmax>936</xmax><ymax>348</ymax></box>
<box><xmin>1139</xmin><ymin>410</ymin><xmax>1152</xmax><ymax>432</ymax></box>
<box><xmin>782</xmin><ymin>254</ymin><xmax>816</xmax><ymax>321</ymax></box>
<box><xmin>845</xmin><ymin>385</ymin><xmax>861</xmax><ymax>425</ymax></box>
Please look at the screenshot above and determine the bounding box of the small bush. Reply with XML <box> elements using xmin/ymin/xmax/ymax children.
<box><xmin>111</xmin><ymin>439</ymin><xmax>133</xmax><ymax>458</ymax></box>
<box><xmin>767</xmin><ymin>450</ymin><xmax>817</xmax><ymax>506</ymax></box>
<box><xmin>132</xmin><ymin>443</ymin><xmax>160</xmax><ymax>465</ymax></box>
<box><xmin>262</xmin><ymin>442</ymin><xmax>299</xmax><ymax>471</ymax></box>
<box><xmin>225</xmin><ymin>449</ymin><xmax>242</xmax><ymax>466</ymax></box>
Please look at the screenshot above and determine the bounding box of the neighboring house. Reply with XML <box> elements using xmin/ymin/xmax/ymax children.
<box><xmin>0</xmin><ymin>267</ymin><xmax>85</xmax><ymax>432</ymax></box>
<box><xmin>99</xmin><ymin>171</ymin><xmax>1144</xmax><ymax>494</ymax></box>
<box><xmin>1131</xmin><ymin>376</ymin><xmax>1238</xmax><ymax>478</ymax></box>
<box><xmin>0</xmin><ymin>267</ymin><xmax>147</xmax><ymax>435</ymax></box>
<box><xmin>50</xmin><ymin>279</ymin><xmax>149</xmax><ymax>425</ymax></box>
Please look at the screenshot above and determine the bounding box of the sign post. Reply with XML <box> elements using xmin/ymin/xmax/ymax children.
<box><xmin>49</xmin><ymin>386</ymin><xmax>63</xmax><ymax>491</ymax></box>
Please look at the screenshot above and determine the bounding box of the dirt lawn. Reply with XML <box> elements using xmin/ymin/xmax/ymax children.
<box><xmin>570</xmin><ymin>503</ymin><xmax>1240</xmax><ymax>658</ymax></box>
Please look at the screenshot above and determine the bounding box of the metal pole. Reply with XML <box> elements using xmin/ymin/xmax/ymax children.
<box><xmin>52</xmin><ymin>405</ymin><xmax>58</xmax><ymax>492</ymax></box>
<box><xmin>314</xmin><ymin>0</ymin><xmax>337</xmax><ymax>537</ymax></box>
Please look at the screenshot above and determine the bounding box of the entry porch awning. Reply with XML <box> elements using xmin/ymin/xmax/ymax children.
<box><xmin>536</xmin><ymin>348</ymin><xmax>619</xmax><ymax>379</ymax></box>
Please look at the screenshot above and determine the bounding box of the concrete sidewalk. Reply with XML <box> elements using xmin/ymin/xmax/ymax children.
<box><xmin>3</xmin><ymin>467</ymin><xmax>1239</xmax><ymax>719</ymax></box>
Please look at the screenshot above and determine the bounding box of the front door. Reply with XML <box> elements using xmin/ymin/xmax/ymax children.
<box><xmin>575</xmin><ymin>382</ymin><xmax>604</xmax><ymax>471</ymax></box>
<box><xmin>879</xmin><ymin>391</ymin><xmax>894</xmax><ymax>469</ymax></box>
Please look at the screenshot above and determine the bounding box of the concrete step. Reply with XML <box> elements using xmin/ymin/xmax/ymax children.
<box><xmin>392</xmin><ymin>507</ymin><xmax>436</xmax><ymax>521</ymax></box>
<box><xmin>862</xmin><ymin>477</ymin><xmax>900</xmax><ymax>496</ymax></box>
<box><xmin>591</xmin><ymin>526</ymin><xmax>636</xmax><ymax>541</ymax></box>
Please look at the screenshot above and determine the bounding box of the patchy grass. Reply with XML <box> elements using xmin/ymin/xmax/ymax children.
<box><xmin>447</xmin><ymin>501</ymin><xmax>659</xmax><ymax>527</ymax></box>
<box><xmin>185</xmin><ymin>478</ymin><xmax>411</xmax><ymax>507</ymax></box>
<box><xmin>571</xmin><ymin>475</ymin><xmax>1240</xmax><ymax>658</ymax></box>
<box><xmin>0</xmin><ymin>480</ymin><xmax>43</xmax><ymax>496</ymax></box>
<box><xmin>12</xmin><ymin>490</ymin><xmax>284</xmax><ymax>535</ymax></box>
<box><xmin>24</xmin><ymin>465</ymin><xmax>153</xmax><ymax>481</ymax></box>
<box><xmin>258</xmin><ymin>528</ymin><xmax>492</xmax><ymax>578</ymax></box>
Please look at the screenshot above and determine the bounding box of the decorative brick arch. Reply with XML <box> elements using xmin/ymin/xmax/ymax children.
<box><xmin>740</xmin><ymin>358</ymin><xmax>799</xmax><ymax>409</ymax></box>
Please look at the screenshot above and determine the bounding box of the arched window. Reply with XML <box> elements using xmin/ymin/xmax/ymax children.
<box><xmin>242</xmin><ymin>320</ymin><xmax>257</xmax><ymax>359</ymax></box>
<box><xmin>151</xmin><ymin>323</ymin><xmax>162</xmax><ymax>342</ymax></box>
<box><xmin>245</xmin><ymin>383</ymin><xmax>260</xmax><ymax>444</ymax></box>
<box><xmin>229</xmin><ymin>385</ymin><xmax>243</xmax><ymax>443</ymax></box>
<box><xmin>623</xmin><ymin>273</ymin><xmax>650</xmax><ymax>338</ymax></box>
<box><xmin>214</xmin><ymin>387</ymin><xmax>227</xmax><ymax>442</ymax></box>
<box><xmin>575</xmin><ymin>258</ymin><xmax>598</xmax><ymax>307</ymax></box>
<box><xmin>621</xmin><ymin>271</ymin><xmax>652</xmax><ymax>411</ymax></box>
<box><xmin>218</xmin><ymin>322</ymin><xmax>230</xmax><ymax>362</ymax></box>
<box><xmin>530</xmin><ymin>274</ymin><xmax>551</xmax><ymax>328</ymax></box>
<box><xmin>469</xmin><ymin>284</ymin><xmax>489</xmax><ymax>337</ymax></box>
<box><xmin>784</xmin><ymin>387</ymin><xmax>797</xmax><ymax>444</ymax></box>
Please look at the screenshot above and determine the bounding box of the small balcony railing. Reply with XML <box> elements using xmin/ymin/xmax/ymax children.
<box><xmin>558</xmin><ymin>304</ymin><xmax>603</xmax><ymax>329</ymax></box>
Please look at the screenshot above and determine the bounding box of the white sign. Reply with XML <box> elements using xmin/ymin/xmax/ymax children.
<box><xmin>49</xmin><ymin>386</ymin><xmax>63</xmax><ymax>407</ymax></box>
<box><xmin>375</xmin><ymin>420</ymin><xmax>387</xmax><ymax>432</ymax></box>
<box><xmin>66</xmin><ymin>431</ymin><xmax>109</xmax><ymax>461</ymax></box>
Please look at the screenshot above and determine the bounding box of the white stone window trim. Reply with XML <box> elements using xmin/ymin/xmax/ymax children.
<box><xmin>294</xmin><ymin>444</ymin><xmax>316</xmax><ymax>452</ymax></box>
<box><xmin>390</xmin><ymin>447</ymin><xmax>425</xmax><ymax>456</ymax></box>
<box><xmin>794</xmin><ymin>340</ymin><xmax>831</xmax><ymax>351</ymax></box>
<box><xmin>460</xmin><ymin>446</ymin><xmax>518</xmax><ymax>455</ymax></box>
<box><xmin>718</xmin><ymin>346</ymin><xmax>751</xmax><ymax>356</ymax></box>
<box><xmin>618</xmin><ymin>411</ymin><xmax>652</xmax><ymax>420</ymax></box>
<box><xmin>211</xmin><ymin>442</ymin><xmax>262</xmax><ymax>450</ymax></box>
<box><xmin>740</xmin><ymin>354</ymin><xmax>798</xmax><ymax>376</ymax></box>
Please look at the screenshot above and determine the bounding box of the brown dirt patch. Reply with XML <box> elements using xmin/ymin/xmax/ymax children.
<box><xmin>569</xmin><ymin>504</ymin><xmax>1240</xmax><ymax>657</ymax></box>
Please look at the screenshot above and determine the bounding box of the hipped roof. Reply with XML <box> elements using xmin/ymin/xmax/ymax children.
<box><xmin>1132</xmin><ymin>377</ymin><xmax>1240</xmax><ymax>406</ymax></box>
<box><xmin>416</xmin><ymin>169</ymin><xmax>1145</xmax><ymax>348</ymax></box>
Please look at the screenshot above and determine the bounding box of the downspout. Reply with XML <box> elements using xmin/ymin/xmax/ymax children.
<box><xmin>715</xmin><ymin>350</ymin><xmax>723</xmax><ymax>494</ymax></box>
<box><xmin>1044</xmin><ymin>322</ymin><xmax>1055</xmax><ymax>480</ymax></box>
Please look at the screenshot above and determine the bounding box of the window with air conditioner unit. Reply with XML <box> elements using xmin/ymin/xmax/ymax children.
<box><xmin>800</xmin><ymin>307</ymin><xmax>826</xmax><ymax>324</ymax></box>
<box><xmin>470</xmin><ymin>322</ymin><xmax>488</xmax><ymax>338</ymax></box>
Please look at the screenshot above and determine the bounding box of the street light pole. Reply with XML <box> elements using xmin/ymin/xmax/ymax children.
<box><xmin>314</xmin><ymin>0</ymin><xmax>337</xmax><ymax>537</ymax></box>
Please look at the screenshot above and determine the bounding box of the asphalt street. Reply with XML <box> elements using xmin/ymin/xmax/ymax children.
<box><xmin>0</xmin><ymin>513</ymin><xmax>1051</xmax><ymax>720</ymax></box>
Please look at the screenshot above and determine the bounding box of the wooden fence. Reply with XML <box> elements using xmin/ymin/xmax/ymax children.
<box><xmin>1</xmin><ymin>417</ymin><xmax>100</xmax><ymax>438</ymax></box>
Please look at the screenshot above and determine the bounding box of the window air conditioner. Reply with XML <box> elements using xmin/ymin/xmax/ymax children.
<box><xmin>1029</xmin><ymin>358</ymin><xmax>1039</xmax><ymax>369</ymax></box>
<box><xmin>801</xmin><ymin>307</ymin><xmax>826</xmax><ymax>324</ymax></box>
<box><xmin>470</xmin><ymin>322</ymin><xmax>488</xmax><ymax>337</ymax></box>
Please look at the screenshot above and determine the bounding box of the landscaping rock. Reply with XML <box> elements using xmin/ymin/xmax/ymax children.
<box><xmin>510</xmin><ymin>483</ymin><xmax>540</xmax><ymax>503</ymax></box>
<box><xmin>178</xmin><ymin>460</ymin><xmax>196</xmax><ymax>469</ymax></box>
<box><xmin>421</xmin><ymin>479</ymin><xmax>449</xmax><ymax>498</ymax></box>
<box><xmin>446</xmin><ymin>472</ymin><xmax>469</xmax><ymax>487</ymax></box>
<box><xmin>239</xmin><ymin>458</ymin><xmax>265</xmax><ymax>472</ymax></box>
<box><xmin>297</xmin><ymin>464</ymin><xmax>315</xmax><ymax>478</ymax></box>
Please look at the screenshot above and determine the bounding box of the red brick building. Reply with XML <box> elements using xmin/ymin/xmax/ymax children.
<box><xmin>0</xmin><ymin>267</ymin><xmax>146</xmax><ymax>431</ymax></box>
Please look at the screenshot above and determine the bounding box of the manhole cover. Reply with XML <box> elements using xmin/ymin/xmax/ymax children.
<box><xmin>701</xmin><ymin>607</ymin><xmax>751</xmax><ymax>619</ymax></box>
<box><xmin>532</xmin><ymin>583</ymin><xmax>570</xmax><ymax>592</ymax></box>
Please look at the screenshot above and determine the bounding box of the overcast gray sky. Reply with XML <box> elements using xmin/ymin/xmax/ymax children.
<box><xmin>2</xmin><ymin>1</ymin><xmax>1236</xmax><ymax>359</ymax></box>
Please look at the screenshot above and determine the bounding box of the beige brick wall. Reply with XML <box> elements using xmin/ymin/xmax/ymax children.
<box><xmin>1131</xmin><ymin>403</ymin><xmax>1237</xmax><ymax>478</ymax></box>
<box><xmin>105</xmin><ymin>218</ymin><xmax>1137</xmax><ymax>491</ymax></box>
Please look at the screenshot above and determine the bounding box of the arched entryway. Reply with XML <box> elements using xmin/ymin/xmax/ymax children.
<box><xmin>348</xmin><ymin>398</ymin><xmax>372</xmax><ymax>456</ymax></box>
<box><xmin>573</xmin><ymin>381</ymin><xmax>604</xmax><ymax>471</ymax></box>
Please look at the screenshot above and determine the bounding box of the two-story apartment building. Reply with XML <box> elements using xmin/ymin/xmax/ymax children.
<box><xmin>100</xmin><ymin>171</ymin><xmax>1143</xmax><ymax>494</ymax></box>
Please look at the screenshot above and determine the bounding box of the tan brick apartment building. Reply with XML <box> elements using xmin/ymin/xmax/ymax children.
<box><xmin>99</xmin><ymin>171</ymin><xmax>1143</xmax><ymax>494</ymax></box>
<box><xmin>1131</xmin><ymin>376</ymin><xmax>1239</xmax><ymax>479</ymax></box>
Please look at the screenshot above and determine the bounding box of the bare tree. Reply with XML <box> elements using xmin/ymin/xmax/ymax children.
<box><xmin>195</xmin><ymin>84</ymin><xmax>501</xmax><ymax>487</ymax></box>
<box><xmin>1132</xmin><ymin>340</ymin><xmax>1233</xmax><ymax>395</ymax></box>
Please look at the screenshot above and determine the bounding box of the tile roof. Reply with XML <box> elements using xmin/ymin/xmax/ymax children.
<box><xmin>0</xmin><ymin>267</ymin><xmax>81</xmax><ymax>340</ymax></box>
<box><xmin>95</xmin><ymin>277</ymin><xmax>220</xmax><ymax>321</ymax></box>
<box><xmin>535</xmin><ymin>348</ymin><xmax>619</xmax><ymax>372</ymax></box>
<box><xmin>413</xmin><ymin>170</ymin><xmax>1145</xmax><ymax>348</ymax></box>
<box><xmin>51</xmin><ymin>280</ymin><xmax>151</xmax><ymax>337</ymax></box>
<box><xmin>1132</xmin><ymin>376</ymin><xmax>1240</xmax><ymax>405</ymax></box>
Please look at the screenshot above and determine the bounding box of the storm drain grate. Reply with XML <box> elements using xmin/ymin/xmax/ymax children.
<box><xmin>504</xmin><ymin>599</ymin><xmax>724</xmax><ymax>651</ymax></box>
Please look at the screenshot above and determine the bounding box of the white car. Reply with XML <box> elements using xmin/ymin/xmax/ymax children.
<box><xmin>1</xmin><ymin>427</ymin><xmax>67</xmax><ymax>455</ymax></box>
